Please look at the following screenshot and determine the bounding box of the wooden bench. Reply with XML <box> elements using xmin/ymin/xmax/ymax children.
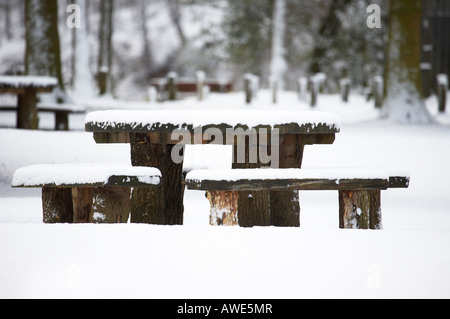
<box><xmin>0</xmin><ymin>102</ymin><xmax>85</xmax><ymax>131</ymax></box>
<box><xmin>185</xmin><ymin>168</ymin><xmax>410</xmax><ymax>229</ymax></box>
<box><xmin>12</xmin><ymin>164</ymin><xmax>161</xmax><ymax>224</ymax></box>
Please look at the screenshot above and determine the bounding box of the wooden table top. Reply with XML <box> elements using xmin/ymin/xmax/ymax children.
<box><xmin>85</xmin><ymin>109</ymin><xmax>341</xmax><ymax>135</ymax></box>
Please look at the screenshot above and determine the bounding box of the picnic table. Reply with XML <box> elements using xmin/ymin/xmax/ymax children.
<box><xmin>85</xmin><ymin>109</ymin><xmax>341</xmax><ymax>227</ymax></box>
<box><xmin>0</xmin><ymin>76</ymin><xmax>58</xmax><ymax>129</ymax></box>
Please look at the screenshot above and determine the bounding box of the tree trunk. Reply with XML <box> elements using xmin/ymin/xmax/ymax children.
<box><xmin>383</xmin><ymin>0</ymin><xmax>433</xmax><ymax>123</ymax></box>
<box><xmin>98</xmin><ymin>0</ymin><xmax>114</xmax><ymax>95</ymax></box>
<box><xmin>139</xmin><ymin>0</ymin><xmax>153</xmax><ymax>68</ymax></box>
<box><xmin>130</xmin><ymin>133</ymin><xmax>185</xmax><ymax>225</ymax></box>
<box><xmin>25</xmin><ymin>0</ymin><xmax>65</xmax><ymax>100</ymax></box>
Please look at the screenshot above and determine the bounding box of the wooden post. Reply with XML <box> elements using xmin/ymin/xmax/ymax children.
<box><xmin>437</xmin><ymin>74</ymin><xmax>448</xmax><ymax>113</ymax></box>
<box><xmin>270</xmin><ymin>77</ymin><xmax>278</xmax><ymax>104</ymax></box>
<box><xmin>269</xmin><ymin>136</ymin><xmax>303</xmax><ymax>227</ymax></box>
<box><xmin>232</xmin><ymin>138</ymin><xmax>271</xmax><ymax>227</ymax></box>
<box><xmin>130</xmin><ymin>133</ymin><xmax>185</xmax><ymax>225</ymax></box>
<box><xmin>167</xmin><ymin>72</ymin><xmax>178</xmax><ymax>101</ymax></box>
<box><xmin>298</xmin><ymin>77</ymin><xmax>307</xmax><ymax>101</ymax></box>
<box><xmin>373</xmin><ymin>76</ymin><xmax>384</xmax><ymax>109</ymax></box>
<box><xmin>310</xmin><ymin>78</ymin><xmax>318</xmax><ymax>107</ymax></box>
<box><xmin>92</xmin><ymin>188</ymin><xmax>131</xmax><ymax>223</ymax></box>
<box><xmin>196</xmin><ymin>71</ymin><xmax>205</xmax><ymax>101</ymax></box>
<box><xmin>72</xmin><ymin>187</ymin><xmax>94</xmax><ymax>223</ymax></box>
<box><xmin>339</xmin><ymin>190</ymin><xmax>382</xmax><ymax>230</ymax></box>
<box><xmin>206</xmin><ymin>191</ymin><xmax>238</xmax><ymax>226</ymax></box>
<box><xmin>42</xmin><ymin>187</ymin><xmax>73</xmax><ymax>223</ymax></box>
<box><xmin>244</xmin><ymin>74</ymin><xmax>253</xmax><ymax>104</ymax></box>
<box><xmin>97</xmin><ymin>69</ymin><xmax>109</xmax><ymax>95</ymax></box>
<box><xmin>339</xmin><ymin>78</ymin><xmax>350</xmax><ymax>103</ymax></box>
<box><xmin>17</xmin><ymin>89</ymin><xmax>39</xmax><ymax>129</ymax></box>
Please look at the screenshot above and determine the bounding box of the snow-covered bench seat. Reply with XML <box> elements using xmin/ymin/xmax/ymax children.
<box><xmin>12</xmin><ymin>164</ymin><xmax>161</xmax><ymax>224</ymax></box>
<box><xmin>185</xmin><ymin>168</ymin><xmax>410</xmax><ymax>229</ymax></box>
<box><xmin>0</xmin><ymin>102</ymin><xmax>85</xmax><ymax>131</ymax></box>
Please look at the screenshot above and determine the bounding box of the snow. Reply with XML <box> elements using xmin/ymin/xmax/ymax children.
<box><xmin>12</xmin><ymin>164</ymin><xmax>161</xmax><ymax>187</ymax></box>
<box><xmin>1</xmin><ymin>90</ymin><xmax>450</xmax><ymax>299</ymax></box>
<box><xmin>0</xmin><ymin>76</ymin><xmax>58</xmax><ymax>88</ymax></box>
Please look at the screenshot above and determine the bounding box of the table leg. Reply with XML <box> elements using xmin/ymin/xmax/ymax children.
<box><xmin>130</xmin><ymin>133</ymin><xmax>185</xmax><ymax>225</ymax></box>
<box><xmin>232</xmin><ymin>143</ymin><xmax>271</xmax><ymax>227</ymax></box>
<box><xmin>17</xmin><ymin>89</ymin><xmax>39</xmax><ymax>129</ymax></box>
<box><xmin>269</xmin><ymin>142</ymin><xmax>304</xmax><ymax>227</ymax></box>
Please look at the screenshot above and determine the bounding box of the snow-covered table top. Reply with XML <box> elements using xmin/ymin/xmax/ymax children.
<box><xmin>0</xmin><ymin>76</ymin><xmax>58</xmax><ymax>93</ymax></box>
<box><xmin>12</xmin><ymin>164</ymin><xmax>161</xmax><ymax>188</ymax></box>
<box><xmin>85</xmin><ymin>109</ymin><xmax>341</xmax><ymax>135</ymax></box>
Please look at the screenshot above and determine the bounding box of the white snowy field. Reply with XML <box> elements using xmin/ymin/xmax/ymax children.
<box><xmin>0</xmin><ymin>90</ymin><xmax>450</xmax><ymax>299</ymax></box>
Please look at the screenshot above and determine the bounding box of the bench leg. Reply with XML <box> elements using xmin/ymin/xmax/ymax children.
<box><xmin>72</xmin><ymin>187</ymin><xmax>94</xmax><ymax>223</ymax></box>
<box><xmin>206</xmin><ymin>191</ymin><xmax>239</xmax><ymax>226</ymax></box>
<box><xmin>339</xmin><ymin>190</ymin><xmax>382</xmax><ymax>230</ymax></box>
<box><xmin>42</xmin><ymin>187</ymin><xmax>73</xmax><ymax>223</ymax></box>
<box><xmin>55</xmin><ymin>112</ymin><xmax>69</xmax><ymax>131</ymax></box>
<box><xmin>92</xmin><ymin>188</ymin><xmax>131</xmax><ymax>223</ymax></box>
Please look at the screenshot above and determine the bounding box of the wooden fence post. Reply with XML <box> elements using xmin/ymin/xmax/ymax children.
<box><xmin>297</xmin><ymin>77</ymin><xmax>307</xmax><ymax>102</ymax></box>
<box><xmin>196</xmin><ymin>70</ymin><xmax>206</xmax><ymax>101</ymax></box>
<box><xmin>167</xmin><ymin>72</ymin><xmax>178</xmax><ymax>101</ymax></box>
<box><xmin>373</xmin><ymin>76</ymin><xmax>384</xmax><ymax>109</ymax></box>
<box><xmin>309</xmin><ymin>78</ymin><xmax>318</xmax><ymax>107</ymax></box>
<box><xmin>244</xmin><ymin>74</ymin><xmax>253</xmax><ymax>104</ymax></box>
<box><xmin>437</xmin><ymin>74</ymin><xmax>448</xmax><ymax>113</ymax></box>
<box><xmin>270</xmin><ymin>76</ymin><xmax>278</xmax><ymax>104</ymax></box>
<box><xmin>339</xmin><ymin>78</ymin><xmax>351</xmax><ymax>103</ymax></box>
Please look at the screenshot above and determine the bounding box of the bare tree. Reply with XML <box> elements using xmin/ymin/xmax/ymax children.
<box><xmin>97</xmin><ymin>0</ymin><xmax>114</xmax><ymax>95</ymax></box>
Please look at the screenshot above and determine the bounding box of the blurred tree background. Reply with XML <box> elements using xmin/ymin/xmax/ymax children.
<box><xmin>0</xmin><ymin>0</ymin><xmax>448</xmax><ymax>104</ymax></box>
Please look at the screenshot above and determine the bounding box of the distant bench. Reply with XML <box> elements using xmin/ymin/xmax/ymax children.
<box><xmin>0</xmin><ymin>102</ymin><xmax>85</xmax><ymax>130</ymax></box>
<box><xmin>12</xmin><ymin>164</ymin><xmax>161</xmax><ymax>224</ymax></box>
<box><xmin>185</xmin><ymin>168</ymin><xmax>410</xmax><ymax>229</ymax></box>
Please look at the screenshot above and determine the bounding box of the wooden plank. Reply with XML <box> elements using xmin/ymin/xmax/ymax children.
<box><xmin>93</xmin><ymin>132</ymin><xmax>130</xmax><ymax>144</ymax></box>
<box><xmin>186</xmin><ymin>178</ymin><xmax>389</xmax><ymax>192</ymax></box>
<box><xmin>388</xmin><ymin>176</ymin><xmax>410</xmax><ymax>188</ymax></box>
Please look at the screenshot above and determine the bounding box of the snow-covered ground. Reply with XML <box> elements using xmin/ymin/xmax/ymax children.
<box><xmin>1</xmin><ymin>90</ymin><xmax>450</xmax><ymax>299</ymax></box>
